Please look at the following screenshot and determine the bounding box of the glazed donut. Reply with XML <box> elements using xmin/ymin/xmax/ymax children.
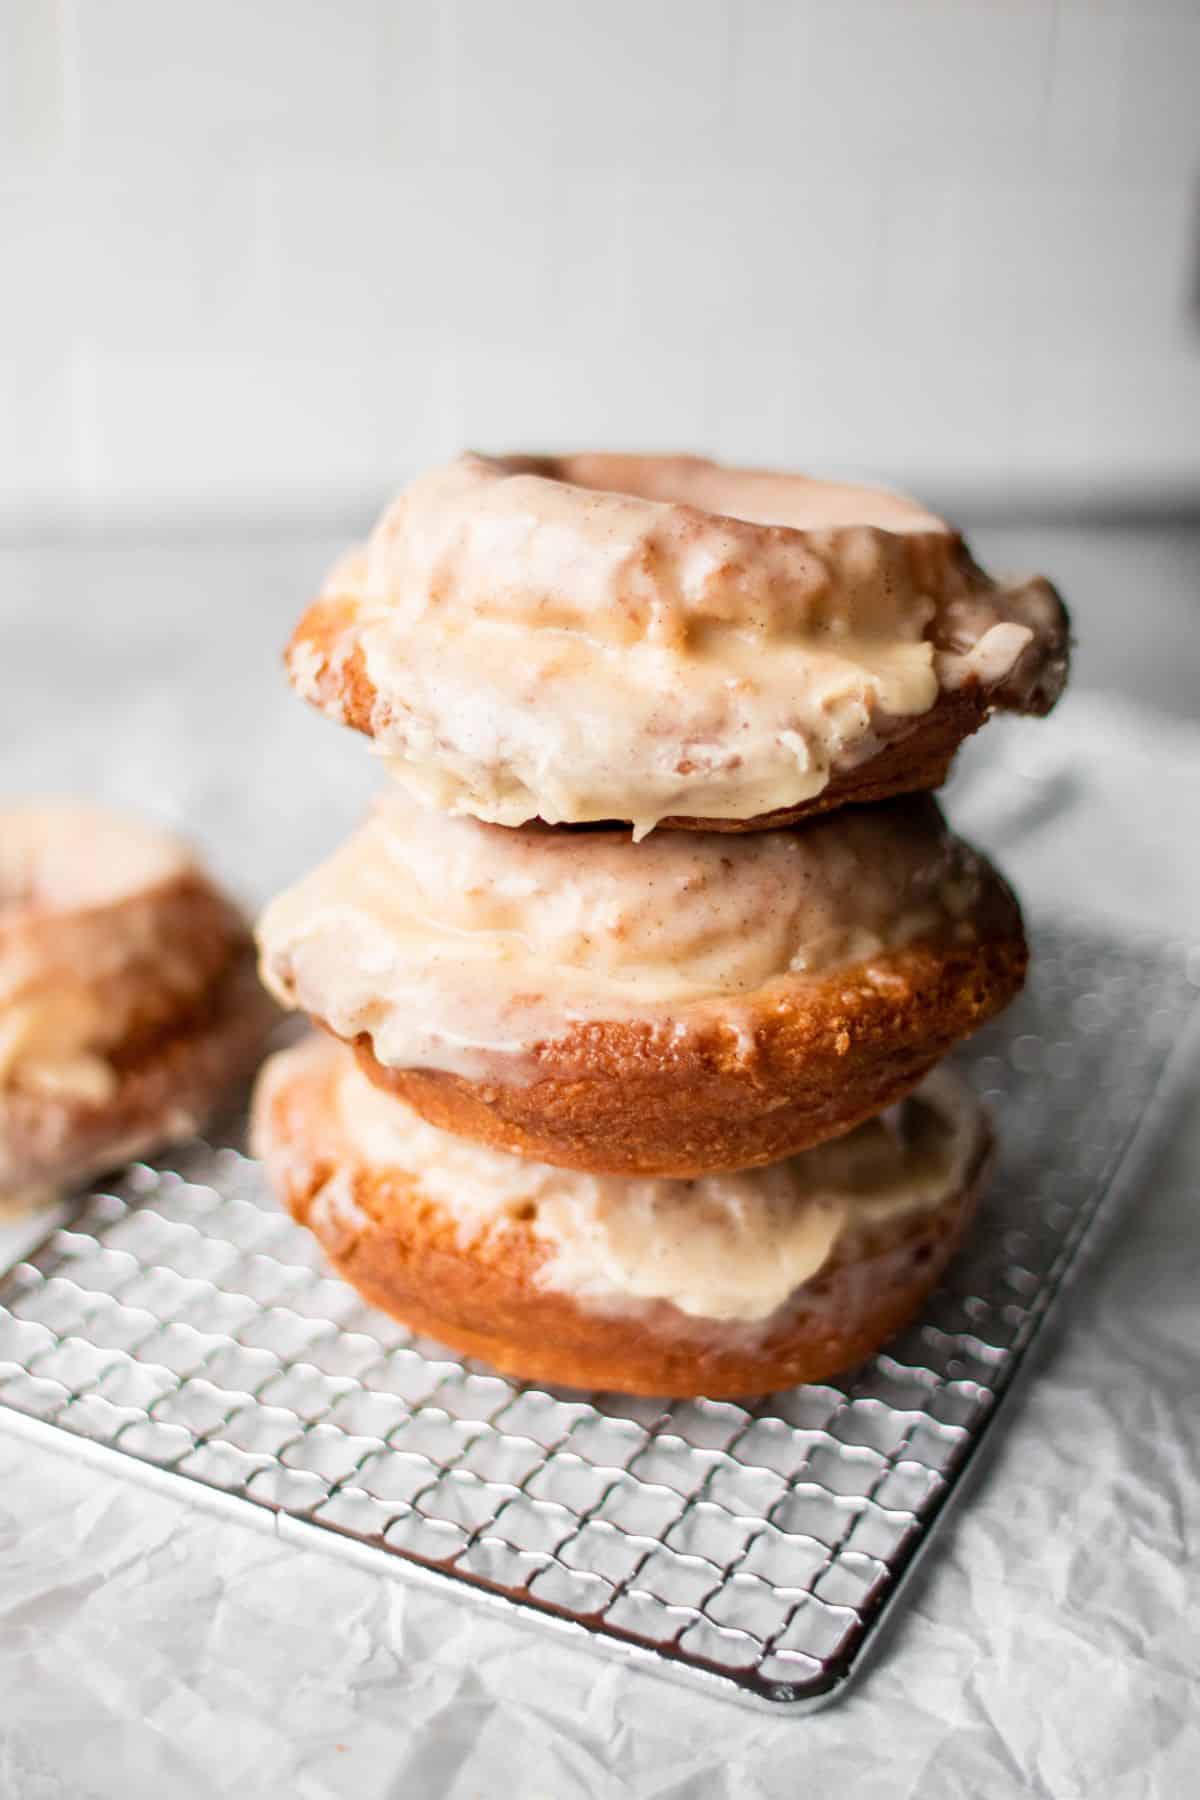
<box><xmin>287</xmin><ymin>452</ymin><xmax>1069</xmax><ymax>836</ymax></box>
<box><xmin>0</xmin><ymin>805</ymin><xmax>276</xmax><ymax>1216</ymax></box>
<box><xmin>252</xmin><ymin>1036</ymin><xmax>990</xmax><ymax>1399</ymax></box>
<box><xmin>258</xmin><ymin>788</ymin><xmax>1024</xmax><ymax>1178</ymax></box>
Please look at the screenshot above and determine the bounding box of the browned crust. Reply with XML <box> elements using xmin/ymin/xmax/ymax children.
<box><xmin>287</xmin><ymin>591</ymin><xmax>386</xmax><ymax>736</ymax></box>
<box><xmin>0</xmin><ymin>946</ymin><xmax>277</xmax><ymax>1196</ymax></box>
<box><xmin>254</xmin><ymin>1040</ymin><xmax>991</xmax><ymax>1399</ymax></box>
<box><xmin>335</xmin><ymin>886</ymin><xmax>1024</xmax><ymax>1177</ymax></box>
<box><xmin>95</xmin><ymin>872</ymin><xmax>255</xmax><ymax>1052</ymax></box>
<box><xmin>287</xmin><ymin>596</ymin><xmax>1046</xmax><ymax>832</ymax></box>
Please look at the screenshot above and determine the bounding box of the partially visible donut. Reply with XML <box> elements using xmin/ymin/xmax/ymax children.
<box><xmin>252</xmin><ymin>1035</ymin><xmax>991</xmax><ymax>1400</ymax></box>
<box><xmin>287</xmin><ymin>452</ymin><xmax>1069</xmax><ymax>836</ymax></box>
<box><xmin>0</xmin><ymin>805</ymin><xmax>275</xmax><ymax>1215</ymax></box>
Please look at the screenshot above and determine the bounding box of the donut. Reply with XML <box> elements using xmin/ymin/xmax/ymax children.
<box><xmin>0</xmin><ymin>804</ymin><xmax>276</xmax><ymax>1216</ymax></box>
<box><xmin>286</xmin><ymin>452</ymin><xmax>1069</xmax><ymax>836</ymax></box>
<box><xmin>258</xmin><ymin>788</ymin><xmax>1024</xmax><ymax>1178</ymax></box>
<box><xmin>252</xmin><ymin>1036</ymin><xmax>990</xmax><ymax>1399</ymax></box>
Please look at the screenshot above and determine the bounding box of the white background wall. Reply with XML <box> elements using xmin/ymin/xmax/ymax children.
<box><xmin>4</xmin><ymin>0</ymin><xmax>1199</xmax><ymax>529</ymax></box>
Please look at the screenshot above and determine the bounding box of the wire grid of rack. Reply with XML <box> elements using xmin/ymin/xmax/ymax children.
<box><xmin>0</xmin><ymin>918</ymin><xmax>1197</xmax><ymax>1711</ymax></box>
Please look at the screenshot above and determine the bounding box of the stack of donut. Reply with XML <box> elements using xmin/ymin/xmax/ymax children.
<box><xmin>253</xmin><ymin>453</ymin><xmax>1069</xmax><ymax>1398</ymax></box>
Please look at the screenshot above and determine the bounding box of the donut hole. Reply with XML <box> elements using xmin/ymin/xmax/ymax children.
<box><xmin>524</xmin><ymin>452</ymin><xmax>945</xmax><ymax>537</ymax></box>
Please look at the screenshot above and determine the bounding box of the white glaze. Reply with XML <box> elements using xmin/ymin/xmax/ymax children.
<box><xmin>257</xmin><ymin>789</ymin><xmax>984</xmax><ymax>1083</ymax></box>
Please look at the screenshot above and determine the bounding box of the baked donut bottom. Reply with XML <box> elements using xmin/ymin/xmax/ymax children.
<box><xmin>252</xmin><ymin>1037</ymin><xmax>991</xmax><ymax>1399</ymax></box>
<box><xmin>341</xmin><ymin>924</ymin><xmax>1024</xmax><ymax>1179</ymax></box>
<box><xmin>0</xmin><ymin>947</ymin><xmax>275</xmax><ymax>1215</ymax></box>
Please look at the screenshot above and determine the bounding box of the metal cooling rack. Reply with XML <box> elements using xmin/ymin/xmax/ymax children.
<box><xmin>0</xmin><ymin>919</ymin><xmax>1197</xmax><ymax>1713</ymax></box>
